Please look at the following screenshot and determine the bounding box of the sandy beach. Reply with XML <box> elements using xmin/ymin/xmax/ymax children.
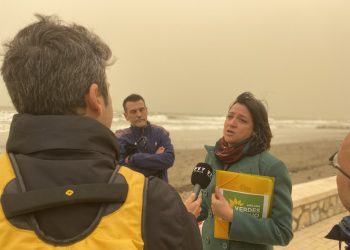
<box><xmin>169</xmin><ymin>139</ymin><xmax>342</xmax><ymax>193</ymax></box>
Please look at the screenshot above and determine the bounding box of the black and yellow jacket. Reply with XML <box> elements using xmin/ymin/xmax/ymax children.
<box><xmin>0</xmin><ymin>114</ymin><xmax>202</xmax><ymax>250</ymax></box>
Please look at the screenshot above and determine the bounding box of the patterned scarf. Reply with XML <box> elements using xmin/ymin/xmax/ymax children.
<box><xmin>214</xmin><ymin>137</ymin><xmax>251</xmax><ymax>168</ymax></box>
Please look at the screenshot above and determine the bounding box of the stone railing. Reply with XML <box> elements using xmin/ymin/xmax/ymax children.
<box><xmin>292</xmin><ymin>176</ymin><xmax>346</xmax><ymax>231</ymax></box>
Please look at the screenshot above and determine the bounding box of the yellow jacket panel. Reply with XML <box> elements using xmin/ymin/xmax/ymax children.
<box><xmin>0</xmin><ymin>153</ymin><xmax>145</xmax><ymax>250</ymax></box>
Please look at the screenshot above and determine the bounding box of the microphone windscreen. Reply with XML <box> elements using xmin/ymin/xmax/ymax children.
<box><xmin>191</xmin><ymin>163</ymin><xmax>213</xmax><ymax>189</ymax></box>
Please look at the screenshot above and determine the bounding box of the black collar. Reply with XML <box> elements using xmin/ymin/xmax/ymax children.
<box><xmin>130</xmin><ymin>121</ymin><xmax>151</xmax><ymax>136</ymax></box>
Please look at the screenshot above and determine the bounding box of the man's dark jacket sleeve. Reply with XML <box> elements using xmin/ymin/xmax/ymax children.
<box><xmin>128</xmin><ymin>128</ymin><xmax>175</xmax><ymax>171</ymax></box>
<box><xmin>144</xmin><ymin>177</ymin><xmax>202</xmax><ymax>250</ymax></box>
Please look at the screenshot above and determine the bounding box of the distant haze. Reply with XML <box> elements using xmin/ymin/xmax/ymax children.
<box><xmin>1</xmin><ymin>0</ymin><xmax>349</xmax><ymax>120</ymax></box>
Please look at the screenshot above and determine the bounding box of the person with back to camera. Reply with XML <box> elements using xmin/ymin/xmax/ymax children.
<box><xmin>115</xmin><ymin>93</ymin><xmax>174</xmax><ymax>182</ymax></box>
<box><xmin>197</xmin><ymin>92</ymin><xmax>293</xmax><ymax>250</ymax></box>
<box><xmin>326</xmin><ymin>133</ymin><xmax>350</xmax><ymax>249</ymax></box>
<box><xmin>0</xmin><ymin>14</ymin><xmax>202</xmax><ymax>250</ymax></box>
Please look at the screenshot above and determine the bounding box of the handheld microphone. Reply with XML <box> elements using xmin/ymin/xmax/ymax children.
<box><xmin>191</xmin><ymin>163</ymin><xmax>213</xmax><ymax>200</ymax></box>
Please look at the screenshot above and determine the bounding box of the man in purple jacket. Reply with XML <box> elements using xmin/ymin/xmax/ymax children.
<box><xmin>116</xmin><ymin>94</ymin><xmax>174</xmax><ymax>182</ymax></box>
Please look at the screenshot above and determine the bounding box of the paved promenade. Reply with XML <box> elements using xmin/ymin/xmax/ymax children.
<box><xmin>276</xmin><ymin>211</ymin><xmax>348</xmax><ymax>250</ymax></box>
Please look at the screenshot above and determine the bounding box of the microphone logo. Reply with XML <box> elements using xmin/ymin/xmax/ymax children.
<box><xmin>192</xmin><ymin>165</ymin><xmax>213</xmax><ymax>179</ymax></box>
<box><xmin>191</xmin><ymin>163</ymin><xmax>213</xmax><ymax>199</ymax></box>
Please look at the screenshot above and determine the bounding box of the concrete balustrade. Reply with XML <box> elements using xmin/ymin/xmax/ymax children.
<box><xmin>292</xmin><ymin>176</ymin><xmax>346</xmax><ymax>231</ymax></box>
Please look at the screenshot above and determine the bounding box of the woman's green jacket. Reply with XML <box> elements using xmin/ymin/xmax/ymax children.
<box><xmin>198</xmin><ymin>145</ymin><xmax>293</xmax><ymax>250</ymax></box>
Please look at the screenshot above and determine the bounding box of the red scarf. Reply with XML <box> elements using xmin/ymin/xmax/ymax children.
<box><xmin>214</xmin><ymin>137</ymin><xmax>250</xmax><ymax>169</ymax></box>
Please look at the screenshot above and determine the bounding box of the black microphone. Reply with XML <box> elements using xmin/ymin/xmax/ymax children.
<box><xmin>191</xmin><ymin>163</ymin><xmax>213</xmax><ymax>200</ymax></box>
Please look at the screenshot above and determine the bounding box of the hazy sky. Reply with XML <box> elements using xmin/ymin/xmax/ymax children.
<box><xmin>1</xmin><ymin>0</ymin><xmax>349</xmax><ymax>119</ymax></box>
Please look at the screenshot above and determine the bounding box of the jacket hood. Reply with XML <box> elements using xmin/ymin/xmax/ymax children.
<box><xmin>7</xmin><ymin>114</ymin><xmax>119</xmax><ymax>160</ymax></box>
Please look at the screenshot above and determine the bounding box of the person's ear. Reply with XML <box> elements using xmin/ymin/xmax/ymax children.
<box><xmin>124</xmin><ymin>109</ymin><xmax>132</xmax><ymax>122</ymax></box>
<box><xmin>85</xmin><ymin>83</ymin><xmax>103</xmax><ymax>116</ymax></box>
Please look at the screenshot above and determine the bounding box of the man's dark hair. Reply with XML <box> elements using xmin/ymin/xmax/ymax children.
<box><xmin>1</xmin><ymin>14</ymin><xmax>113</xmax><ymax>115</ymax></box>
<box><xmin>232</xmin><ymin>91</ymin><xmax>272</xmax><ymax>151</ymax></box>
<box><xmin>122</xmin><ymin>93</ymin><xmax>146</xmax><ymax>112</ymax></box>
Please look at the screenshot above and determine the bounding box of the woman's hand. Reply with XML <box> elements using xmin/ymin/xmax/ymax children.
<box><xmin>184</xmin><ymin>192</ymin><xmax>202</xmax><ymax>218</ymax></box>
<box><xmin>211</xmin><ymin>187</ymin><xmax>233</xmax><ymax>221</ymax></box>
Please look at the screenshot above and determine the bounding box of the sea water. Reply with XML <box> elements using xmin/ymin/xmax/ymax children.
<box><xmin>0</xmin><ymin>106</ymin><xmax>349</xmax><ymax>151</ymax></box>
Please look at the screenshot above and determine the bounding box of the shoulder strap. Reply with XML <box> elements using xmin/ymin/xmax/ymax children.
<box><xmin>2</xmin><ymin>182</ymin><xmax>128</xmax><ymax>219</ymax></box>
